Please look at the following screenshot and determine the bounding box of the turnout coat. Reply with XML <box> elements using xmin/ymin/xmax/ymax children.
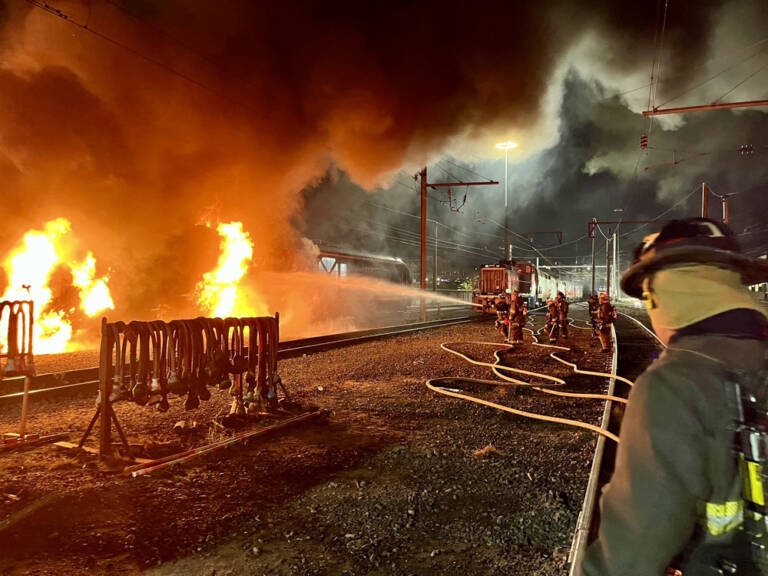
<box><xmin>581</xmin><ymin>332</ymin><xmax>768</xmax><ymax>575</ymax></box>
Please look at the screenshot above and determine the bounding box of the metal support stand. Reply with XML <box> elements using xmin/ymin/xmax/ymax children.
<box><xmin>77</xmin><ymin>317</ymin><xmax>127</xmax><ymax>458</ymax></box>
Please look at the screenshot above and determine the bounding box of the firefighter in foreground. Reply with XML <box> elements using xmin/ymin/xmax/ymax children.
<box><xmin>493</xmin><ymin>291</ymin><xmax>511</xmax><ymax>342</ymax></box>
<box><xmin>579</xmin><ymin>218</ymin><xmax>768</xmax><ymax>576</ymax></box>
<box><xmin>509</xmin><ymin>290</ymin><xmax>527</xmax><ymax>344</ymax></box>
<box><xmin>556</xmin><ymin>291</ymin><xmax>569</xmax><ymax>340</ymax></box>
<box><xmin>588</xmin><ymin>293</ymin><xmax>599</xmax><ymax>337</ymax></box>
<box><xmin>545</xmin><ymin>298</ymin><xmax>559</xmax><ymax>343</ymax></box>
<box><xmin>596</xmin><ymin>292</ymin><xmax>616</xmax><ymax>352</ymax></box>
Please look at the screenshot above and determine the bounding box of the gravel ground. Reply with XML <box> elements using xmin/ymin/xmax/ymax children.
<box><xmin>0</xmin><ymin>306</ymin><xmax>613</xmax><ymax>576</ymax></box>
<box><xmin>28</xmin><ymin>349</ymin><xmax>100</xmax><ymax>375</ymax></box>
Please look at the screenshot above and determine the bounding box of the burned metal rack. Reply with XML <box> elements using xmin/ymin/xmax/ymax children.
<box><xmin>80</xmin><ymin>314</ymin><xmax>282</xmax><ymax>458</ymax></box>
<box><xmin>0</xmin><ymin>299</ymin><xmax>46</xmax><ymax>449</ymax></box>
<box><xmin>1</xmin><ymin>300</ymin><xmax>35</xmax><ymax>379</ymax></box>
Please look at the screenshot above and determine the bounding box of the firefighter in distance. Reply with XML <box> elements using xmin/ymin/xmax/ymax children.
<box><xmin>597</xmin><ymin>292</ymin><xmax>616</xmax><ymax>352</ymax></box>
<box><xmin>493</xmin><ymin>292</ymin><xmax>511</xmax><ymax>342</ymax></box>
<box><xmin>545</xmin><ymin>298</ymin><xmax>559</xmax><ymax>344</ymax></box>
<box><xmin>508</xmin><ymin>290</ymin><xmax>527</xmax><ymax>344</ymax></box>
<box><xmin>588</xmin><ymin>293</ymin><xmax>599</xmax><ymax>338</ymax></box>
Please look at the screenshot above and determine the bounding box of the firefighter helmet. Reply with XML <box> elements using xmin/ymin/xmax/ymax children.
<box><xmin>621</xmin><ymin>218</ymin><xmax>768</xmax><ymax>298</ymax></box>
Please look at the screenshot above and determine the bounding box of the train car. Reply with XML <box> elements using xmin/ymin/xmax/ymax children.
<box><xmin>536</xmin><ymin>269</ymin><xmax>583</xmax><ymax>302</ymax></box>
<box><xmin>317</xmin><ymin>249</ymin><xmax>411</xmax><ymax>285</ymax></box>
<box><xmin>472</xmin><ymin>260</ymin><xmax>582</xmax><ymax>312</ymax></box>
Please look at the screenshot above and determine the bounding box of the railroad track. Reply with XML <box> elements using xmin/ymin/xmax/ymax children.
<box><xmin>568</xmin><ymin>305</ymin><xmax>665</xmax><ymax>573</ymax></box>
<box><xmin>0</xmin><ymin>314</ymin><xmax>482</xmax><ymax>404</ymax></box>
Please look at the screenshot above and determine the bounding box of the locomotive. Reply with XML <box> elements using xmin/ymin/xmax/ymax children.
<box><xmin>472</xmin><ymin>260</ymin><xmax>583</xmax><ymax>312</ymax></box>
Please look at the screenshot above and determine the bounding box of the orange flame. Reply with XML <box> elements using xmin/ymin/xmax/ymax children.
<box><xmin>1</xmin><ymin>219</ymin><xmax>114</xmax><ymax>355</ymax></box>
<box><xmin>71</xmin><ymin>252</ymin><xmax>115</xmax><ymax>317</ymax></box>
<box><xmin>197</xmin><ymin>222</ymin><xmax>255</xmax><ymax>317</ymax></box>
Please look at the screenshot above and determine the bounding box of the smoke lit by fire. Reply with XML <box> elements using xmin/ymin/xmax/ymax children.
<box><xmin>0</xmin><ymin>219</ymin><xmax>114</xmax><ymax>354</ymax></box>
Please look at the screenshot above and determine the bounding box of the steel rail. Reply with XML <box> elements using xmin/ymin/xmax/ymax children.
<box><xmin>568</xmin><ymin>322</ymin><xmax>618</xmax><ymax>573</ymax></box>
<box><xmin>568</xmin><ymin>307</ymin><xmax>664</xmax><ymax>573</ymax></box>
<box><xmin>0</xmin><ymin>315</ymin><xmax>481</xmax><ymax>403</ymax></box>
<box><xmin>616</xmin><ymin>309</ymin><xmax>668</xmax><ymax>349</ymax></box>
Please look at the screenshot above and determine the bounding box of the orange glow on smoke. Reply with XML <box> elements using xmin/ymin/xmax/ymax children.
<box><xmin>1</xmin><ymin>219</ymin><xmax>114</xmax><ymax>355</ymax></box>
<box><xmin>197</xmin><ymin>221</ymin><xmax>254</xmax><ymax>317</ymax></box>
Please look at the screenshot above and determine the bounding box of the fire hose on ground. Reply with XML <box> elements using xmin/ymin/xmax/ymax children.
<box><xmin>426</xmin><ymin>313</ymin><xmax>634</xmax><ymax>444</ymax></box>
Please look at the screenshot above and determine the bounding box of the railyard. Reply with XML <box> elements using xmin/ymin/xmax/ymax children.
<box><xmin>0</xmin><ymin>305</ymin><xmax>659</xmax><ymax>575</ymax></box>
<box><xmin>2</xmin><ymin>2</ymin><xmax>767</xmax><ymax>574</ymax></box>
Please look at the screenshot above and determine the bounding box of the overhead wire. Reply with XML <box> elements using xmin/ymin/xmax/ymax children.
<box><xmin>612</xmin><ymin>35</ymin><xmax>768</xmax><ymax>102</ymax></box>
<box><xmin>652</xmin><ymin>0</ymin><xmax>670</xmax><ymax>112</ymax></box>
<box><xmin>432</xmin><ymin>163</ymin><xmax>463</xmax><ymax>183</ymax></box>
<box><xmin>25</xmin><ymin>0</ymin><xmax>263</xmax><ymax>117</ymax></box>
<box><xmin>355</xmin><ymin>219</ymin><xmax>497</xmax><ymax>259</ymax></box>
<box><xmin>440</xmin><ymin>158</ymin><xmax>496</xmax><ymax>183</ymax></box>
<box><xmin>657</xmin><ymin>43</ymin><xmax>768</xmax><ymax>108</ymax></box>
<box><xmin>365</xmin><ymin>201</ymin><xmax>503</xmax><ymax>243</ymax></box>
<box><xmin>356</xmin><ymin>227</ymin><xmax>495</xmax><ymax>261</ymax></box>
<box><xmin>385</xmin><ymin>224</ymin><xmax>500</xmax><ymax>258</ymax></box>
<box><xmin>619</xmin><ymin>184</ymin><xmax>700</xmax><ymax>239</ymax></box>
<box><xmin>712</xmin><ymin>57</ymin><xmax>768</xmax><ymax>103</ymax></box>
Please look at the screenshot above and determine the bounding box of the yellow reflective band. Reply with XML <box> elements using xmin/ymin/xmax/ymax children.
<box><xmin>741</xmin><ymin>460</ymin><xmax>766</xmax><ymax>507</ymax></box>
<box><xmin>704</xmin><ymin>501</ymin><xmax>743</xmax><ymax>536</ymax></box>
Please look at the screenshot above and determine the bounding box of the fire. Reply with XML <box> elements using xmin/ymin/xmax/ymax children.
<box><xmin>197</xmin><ymin>222</ymin><xmax>254</xmax><ymax>317</ymax></box>
<box><xmin>1</xmin><ymin>219</ymin><xmax>114</xmax><ymax>355</ymax></box>
<box><xmin>71</xmin><ymin>253</ymin><xmax>115</xmax><ymax>317</ymax></box>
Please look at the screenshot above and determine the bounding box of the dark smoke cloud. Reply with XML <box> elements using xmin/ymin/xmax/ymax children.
<box><xmin>301</xmin><ymin>66</ymin><xmax>768</xmax><ymax>282</ymax></box>
<box><xmin>2</xmin><ymin>0</ymin><xmax>763</xmax><ymax>323</ymax></box>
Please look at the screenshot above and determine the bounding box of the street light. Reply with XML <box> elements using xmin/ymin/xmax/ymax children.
<box><xmin>495</xmin><ymin>141</ymin><xmax>518</xmax><ymax>261</ymax></box>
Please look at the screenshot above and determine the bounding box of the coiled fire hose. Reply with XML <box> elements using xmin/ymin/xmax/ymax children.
<box><xmin>426</xmin><ymin>314</ymin><xmax>635</xmax><ymax>444</ymax></box>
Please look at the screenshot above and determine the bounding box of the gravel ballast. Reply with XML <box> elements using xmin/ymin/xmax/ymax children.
<box><xmin>0</xmin><ymin>307</ymin><xmax>614</xmax><ymax>575</ymax></box>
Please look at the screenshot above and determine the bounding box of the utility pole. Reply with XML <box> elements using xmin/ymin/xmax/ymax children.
<box><xmin>417</xmin><ymin>167</ymin><xmax>498</xmax><ymax>319</ymax></box>
<box><xmin>433</xmin><ymin>220</ymin><xmax>438</xmax><ymax>291</ymax></box>
<box><xmin>590</xmin><ymin>218</ymin><xmax>596</xmax><ymax>294</ymax></box>
<box><xmin>605</xmin><ymin>231</ymin><xmax>611</xmax><ymax>298</ymax></box>
<box><xmin>420</xmin><ymin>168</ymin><xmax>427</xmax><ymax>291</ymax></box>
<box><xmin>504</xmin><ymin>148</ymin><xmax>509</xmax><ymax>261</ymax></box>
<box><xmin>702</xmin><ymin>182</ymin><xmax>709</xmax><ymax>218</ymax></box>
<box><xmin>721</xmin><ymin>194</ymin><xmax>731</xmax><ymax>225</ymax></box>
<box><xmin>612</xmin><ymin>230</ymin><xmax>618</xmax><ymax>300</ymax></box>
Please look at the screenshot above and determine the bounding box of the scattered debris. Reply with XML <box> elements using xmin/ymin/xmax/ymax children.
<box><xmin>472</xmin><ymin>444</ymin><xmax>502</xmax><ymax>459</ymax></box>
<box><xmin>173</xmin><ymin>420</ymin><xmax>199</xmax><ymax>434</ymax></box>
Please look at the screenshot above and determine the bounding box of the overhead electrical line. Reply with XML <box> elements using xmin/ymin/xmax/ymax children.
<box><xmin>619</xmin><ymin>184</ymin><xmax>700</xmax><ymax>239</ymax></box>
<box><xmin>25</xmin><ymin>0</ymin><xmax>262</xmax><ymax>117</ymax></box>
<box><xmin>440</xmin><ymin>158</ymin><xmax>496</xmax><ymax>184</ymax></box>
<box><xmin>656</xmin><ymin>44</ymin><xmax>768</xmax><ymax>109</ymax></box>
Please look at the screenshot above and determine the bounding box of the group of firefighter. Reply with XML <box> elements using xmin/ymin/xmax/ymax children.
<box><xmin>493</xmin><ymin>289</ymin><xmax>617</xmax><ymax>351</ymax></box>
